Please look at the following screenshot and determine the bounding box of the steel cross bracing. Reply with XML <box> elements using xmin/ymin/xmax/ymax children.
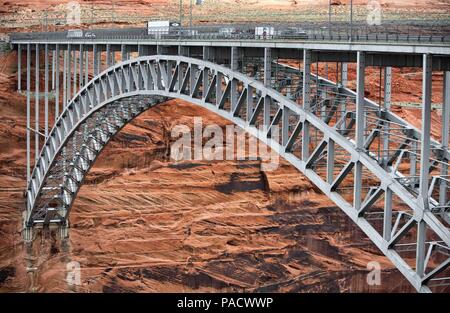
<box><xmin>22</xmin><ymin>55</ymin><xmax>449</xmax><ymax>292</ymax></box>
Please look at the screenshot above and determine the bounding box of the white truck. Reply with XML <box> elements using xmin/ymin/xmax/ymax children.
<box><xmin>147</xmin><ymin>21</ymin><xmax>180</xmax><ymax>38</ymax></box>
<box><xmin>255</xmin><ymin>26</ymin><xmax>275</xmax><ymax>40</ymax></box>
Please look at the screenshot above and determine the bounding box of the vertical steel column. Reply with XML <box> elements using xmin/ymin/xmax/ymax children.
<box><xmin>417</xmin><ymin>53</ymin><xmax>433</xmax><ymax>278</ymax></box>
<box><xmin>383</xmin><ymin>187</ymin><xmax>393</xmax><ymax>241</ymax></box>
<box><xmin>354</xmin><ymin>51</ymin><xmax>366</xmax><ymax>211</ymax></box>
<box><xmin>73</xmin><ymin>47</ymin><xmax>77</xmax><ymax>95</ymax></box>
<box><xmin>327</xmin><ymin>139</ymin><xmax>335</xmax><ymax>184</ymax></box>
<box><xmin>26</xmin><ymin>44</ymin><xmax>31</xmax><ymax>182</ymax></box>
<box><xmin>341</xmin><ymin>62</ymin><xmax>348</xmax><ymax>87</ymax></box>
<box><xmin>440</xmin><ymin>71</ymin><xmax>450</xmax><ymax>206</ymax></box>
<box><xmin>247</xmin><ymin>85</ymin><xmax>254</xmax><ymax>123</ymax></box>
<box><xmin>84</xmin><ymin>49</ymin><xmax>89</xmax><ymax>85</ymax></box>
<box><xmin>231</xmin><ymin>47</ymin><xmax>241</xmax><ymax>111</ymax></box>
<box><xmin>203</xmin><ymin>46</ymin><xmax>211</xmax><ymax>95</ymax></box>
<box><xmin>52</xmin><ymin>49</ymin><xmax>56</xmax><ymax>91</ymax></box>
<box><xmin>17</xmin><ymin>44</ymin><xmax>21</xmax><ymax>91</ymax></box>
<box><xmin>302</xmin><ymin>49</ymin><xmax>311</xmax><ymax>161</ymax></box>
<box><xmin>106</xmin><ymin>44</ymin><xmax>111</xmax><ymax>67</ymax></box>
<box><xmin>79</xmin><ymin>44</ymin><xmax>83</xmax><ymax>89</ymax></box>
<box><xmin>44</xmin><ymin>44</ymin><xmax>49</xmax><ymax>138</ymax></box>
<box><xmin>63</xmin><ymin>48</ymin><xmax>67</xmax><ymax>107</ymax></box>
<box><xmin>383</xmin><ymin>67</ymin><xmax>392</xmax><ymax>167</ymax></box>
<box><xmin>67</xmin><ymin>44</ymin><xmax>71</xmax><ymax>101</ymax></box>
<box><xmin>282</xmin><ymin>106</ymin><xmax>289</xmax><ymax>146</ymax></box>
<box><xmin>264</xmin><ymin>48</ymin><xmax>271</xmax><ymax>87</ymax></box>
<box><xmin>35</xmin><ymin>44</ymin><xmax>39</xmax><ymax>161</ymax></box>
<box><xmin>55</xmin><ymin>44</ymin><xmax>59</xmax><ymax>121</ymax></box>
<box><xmin>93</xmin><ymin>44</ymin><xmax>99</xmax><ymax>76</ymax></box>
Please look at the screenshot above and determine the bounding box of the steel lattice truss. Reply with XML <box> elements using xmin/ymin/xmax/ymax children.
<box><xmin>24</xmin><ymin>55</ymin><xmax>449</xmax><ymax>292</ymax></box>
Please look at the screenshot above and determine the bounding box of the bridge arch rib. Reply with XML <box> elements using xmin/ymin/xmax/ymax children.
<box><xmin>24</xmin><ymin>55</ymin><xmax>449</xmax><ymax>292</ymax></box>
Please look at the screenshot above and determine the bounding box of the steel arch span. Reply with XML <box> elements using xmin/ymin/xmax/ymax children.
<box><xmin>24</xmin><ymin>55</ymin><xmax>449</xmax><ymax>292</ymax></box>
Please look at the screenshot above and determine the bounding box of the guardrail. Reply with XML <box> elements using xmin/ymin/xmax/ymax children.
<box><xmin>9</xmin><ymin>22</ymin><xmax>450</xmax><ymax>44</ymax></box>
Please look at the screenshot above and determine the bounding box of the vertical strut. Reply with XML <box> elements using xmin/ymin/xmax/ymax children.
<box><xmin>79</xmin><ymin>44</ymin><xmax>83</xmax><ymax>89</ymax></box>
<box><xmin>440</xmin><ymin>71</ymin><xmax>450</xmax><ymax>206</ymax></box>
<box><xmin>35</xmin><ymin>44</ymin><xmax>39</xmax><ymax>161</ymax></box>
<box><xmin>341</xmin><ymin>62</ymin><xmax>348</xmax><ymax>87</ymax></box>
<box><xmin>354</xmin><ymin>51</ymin><xmax>366</xmax><ymax>211</ymax></box>
<box><xmin>383</xmin><ymin>67</ymin><xmax>392</xmax><ymax>167</ymax></box>
<box><xmin>55</xmin><ymin>44</ymin><xmax>60</xmax><ymax>121</ymax></box>
<box><xmin>63</xmin><ymin>48</ymin><xmax>67</xmax><ymax>107</ymax></box>
<box><xmin>302</xmin><ymin>49</ymin><xmax>311</xmax><ymax>161</ymax></box>
<box><xmin>26</xmin><ymin>43</ymin><xmax>31</xmax><ymax>182</ymax></box>
<box><xmin>44</xmin><ymin>44</ymin><xmax>49</xmax><ymax>138</ymax></box>
<box><xmin>416</xmin><ymin>54</ymin><xmax>433</xmax><ymax>278</ymax></box>
<box><xmin>17</xmin><ymin>44</ymin><xmax>21</xmax><ymax>91</ymax></box>
<box><xmin>67</xmin><ymin>44</ymin><xmax>71</xmax><ymax>101</ymax></box>
<box><xmin>264</xmin><ymin>48</ymin><xmax>271</xmax><ymax>87</ymax></box>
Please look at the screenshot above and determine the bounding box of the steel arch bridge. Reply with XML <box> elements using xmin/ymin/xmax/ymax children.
<box><xmin>20</xmin><ymin>54</ymin><xmax>450</xmax><ymax>292</ymax></box>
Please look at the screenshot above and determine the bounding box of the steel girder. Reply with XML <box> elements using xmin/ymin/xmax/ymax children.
<box><xmin>24</xmin><ymin>55</ymin><xmax>449</xmax><ymax>292</ymax></box>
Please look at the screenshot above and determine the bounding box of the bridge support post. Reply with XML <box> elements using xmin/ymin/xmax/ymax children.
<box><xmin>52</xmin><ymin>49</ymin><xmax>55</xmax><ymax>91</ymax></box>
<box><xmin>63</xmin><ymin>48</ymin><xmax>67</xmax><ymax>107</ymax></box>
<box><xmin>264</xmin><ymin>48</ymin><xmax>271</xmax><ymax>87</ymax></box>
<box><xmin>203</xmin><ymin>47</ymin><xmax>213</xmax><ymax>93</ymax></box>
<box><xmin>417</xmin><ymin>53</ymin><xmax>433</xmax><ymax>278</ymax></box>
<box><xmin>341</xmin><ymin>62</ymin><xmax>348</xmax><ymax>87</ymax></box>
<box><xmin>35</xmin><ymin>44</ymin><xmax>39</xmax><ymax>161</ymax></box>
<box><xmin>440</xmin><ymin>71</ymin><xmax>450</xmax><ymax>206</ymax></box>
<box><xmin>44</xmin><ymin>44</ymin><xmax>49</xmax><ymax>138</ymax></box>
<box><xmin>231</xmin><ymin>47</ymin><xmax>242</xmax><ymax>111</ymax></box>
<box><xmin>73</xmin><ymin>46</ymin><xmax>77</xmax><ymax>95</ymax></box>
<box><xmin>79</xmin><ymin>44</ymin><xmax>83</xmax><ymax>90</ymax></box>
<box><xmin>383</xmin><ymin>67</ymin><xmax>392</xmax><ymax>167</ymax></box>
<box><xmin>67</xmin><ymin>44</ymin><xmax>71</xmax><ymax>101</ymax></box>
<box><xmin>302</xmin><ymin>49</ymin><xmax>311</xmax><ymax>161</ymax></box>
<box><xmin>106</xmin><ymin>44</ymin><xmax>111</xmax><ymax>67</ymax></box>
<box><xmin>354</xmin><ymin>51</ymin><xmax>366</xmax><ymax>211</ymax></box>
<box><xmin>26</xmin><ymin>43</ymin><xmax>31</xmax><ymax>182</ymax></box>
<box><xmin>17</xmin><ymin>44</ymin><xmax>21</xmax><ymax>92</ymax></box>
<box><xmin>93</xmin><ymin>44</ymin><xmax>99</xmax><ymax>76</ymax></box>
<box><xmin>55</xmin><ymin>44</ymin><xmax>59</xmax><ymax>120</ymax></box>
<box><xmin>84</xmin><ymin>49</ymin><xmax>89</xmax><ymax>85</ymax></box>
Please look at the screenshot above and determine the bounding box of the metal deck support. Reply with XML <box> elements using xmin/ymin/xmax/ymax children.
<box><xmin>354</xmin><ymin>51</ymin><xmax>366</xmax><ymax>211</ymax></box>
<box><xmin>44</xmin><ymin>44</ymin><xmax>49</xmax><ymax>138</ymax></box>
<box><xmin>17</xmin><ymin>44</ymin><xmax>21</xmax><ymax>91</ymax></box>
<box><xmin>106</xmin><ymin>44</ymin><xmax>111</xmax><ymax>67</ymax></box>
<box><xmin>55</xmin><ymin>44</ymin><xmax>59</xmax><ymax>120</ymax></box>
<box><xmin>67</xmin><ymin>44</ymin><xmax>71</xmax><ymax>101</ymax></box>
<box><xmin>62</xmin><ymin>48</ymin><xmax>67</xmax><ymax>107</ymax></box>
<box><xmin>79</xmin><ymin>44</ymin><xmax>83</xmax><ymax>89</ymax></box>
<box><xmin>93</xmin><ymin>44</ymin><xmax>99</xmax><ymax>76</ymax></box>
<box><xmin>302</xmin><ymin>49</ymin><xmax>311</xmax><ymax>161</ymax></box>
<box><xmin>26</xmin><ymin>43</ymin><xmax>30</xmax><ymax>182</ymax></box>
<box><xmin>264</xmin><ymin>48</ymin><xmax>271</xmax><ymax>87</ymax></box>
<box><xmin>417</xmin><ymin>53</ymin><xmax>433</xmax><ymax>278</ymax></box>
<box><xmin>73</xmin><ymin>46</ymin><xmax>77</xmax><ymax>95</ymax></box>
<box><xmin>341</xmin><ymin>62</ymin><xmax>348</xmax><ymax>87</ymax></box>
<box><xmin>383</xmin><ymin>67</ymin><xmax>392</xmax><ymax>167</ymax></box>
<box><xmin>35</xmin><ymin>44</ymin><xmax>39</xmax><ymax>161</ymax></box>
<box><xmin>440</xmin><ymin>71</ymin><xmax>450</xmax><ymax>206</ymax></box>
<box><xmin>52</xmin><ymin>49</ymin><xmax>55</xmax><ymax>91</ymax></box>
<box><xmin>84</xmin><ymin>49</ymin><xmax>89</xmax><ymax>85</ymax></box>
<box><xmin>231</xmin><ymin>47</ymin><xmax>241</xmax><ymax>111</ymax></box>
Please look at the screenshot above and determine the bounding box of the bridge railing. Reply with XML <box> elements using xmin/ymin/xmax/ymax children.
<box><xmin>9</xmin><ymin>21</ymin><xmax>450</xmax><ymax>44</ymax></box>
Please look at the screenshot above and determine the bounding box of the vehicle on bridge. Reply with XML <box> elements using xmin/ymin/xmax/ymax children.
<box><xmin>147</xmin><ymin>20</ymin><xmax>181</xmax><ymax>39</ymax></box>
